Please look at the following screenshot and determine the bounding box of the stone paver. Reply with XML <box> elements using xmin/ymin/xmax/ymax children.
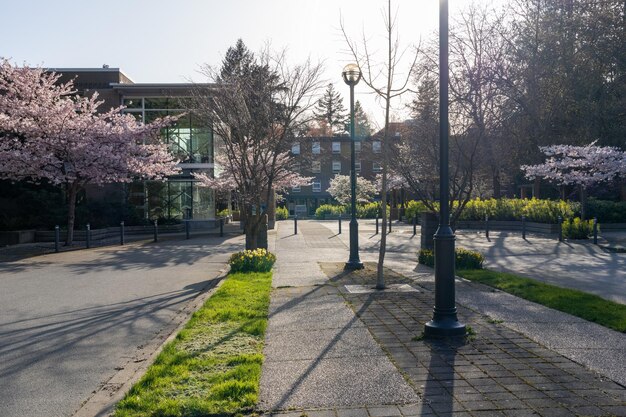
<box><xmin>261</xmin><ymin>219</ymin><xmax>626</xmax><ymax>417</ymax></box>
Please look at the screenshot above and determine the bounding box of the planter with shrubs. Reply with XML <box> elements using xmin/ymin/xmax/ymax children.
<box><xmin>228</xmin><ymin>248</ymin><xmax>277</xmax><ymax>273</ymax></box>
<box><xmin>418</xmin><ymin>248</ymin><xmax>485</xmax><ymax>270</ymax></box>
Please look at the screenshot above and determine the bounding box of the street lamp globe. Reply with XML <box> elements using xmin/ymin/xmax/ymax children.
<box><xmin>342</xmin><ymin>63</ymin><xmax>361</xmax><ymax>86</ymax></box>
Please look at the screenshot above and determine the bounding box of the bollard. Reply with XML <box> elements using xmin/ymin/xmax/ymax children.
<box><xmin>54</xmin><ymin>225</ymin><xmax>60</xmax><ymax>253</ymax></box>
<box><xmin>153</xmin><ymin>220</ymin><xmax>158</xmax><ymax>242</ymax></box>
<box><xmin>338</xmin><ymin>214</ymin><xmax>342</xmax><ymax>234</ymax></box>
<box><xmin>220</xmin><ymin>218</ymin><xmax>224</xmax><ymax>237</ymax></box>
<box><xmin>185</xmin><ymin>219</ymin><xmax>190</xmax><ymax>239</ymax></box>
<box><xmin>558</xmin><ymin>216</ymin><xmax>563</xmax><ymax>242</ymax></box>
<box><xmin>593</xmin><ymin>217</ymin><xmax>598</xmax><ymax>245</ymax></box>
<box><xmin>294</xmin><ymin>215</ymin><xmax>298</xmax><ymax>235</ymax></box>
<box><xmin>413</xmin><ymin>215</ymin><xmax>417</xmax><ymax>236</ymax></box>
<box><xmin>521</xmin><ymin>216</ymin><xmax>526</xmax><ymax>240</ymax></box>
<box><xmin>86</xmin><ymin>223</ymin><xmax>91</xmax><ymax>249</ymax></box>
<box><xmin>388</xmin><ymin>216</ymin><xmax>392</xmax><ymax>233</ymax></box>
<box><xmin>120</xmin><ymin>221</ymin><xmax>125</xmax><ymax>245</ymax></box>
<box><xmin>485</xmin><ymin>215</ymin><xmax>489</xmax><ymax>239</ymax></box>
<box><xmin>375</xmin><ymin>215</ymin><xmax>379</xmax><ymax>235</ymax></box>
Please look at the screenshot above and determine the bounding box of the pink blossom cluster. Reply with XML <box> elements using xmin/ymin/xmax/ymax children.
<box><xmin>522</xmin><ymin>141</ymin><xmax>626</xmax><ymax>188</ymax></box>
<box><xmin>0</xmin><ymin>60</ymin><xmax>180</xmax><ymax>187</ymax></box>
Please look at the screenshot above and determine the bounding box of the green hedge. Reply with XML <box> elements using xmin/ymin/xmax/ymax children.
<box><xmin>562</xmin><ymin>217</ymin><xmax>595</xmax><ymax>239</ymax></box>
<box><xmin>315</xmin><ymin>203</ymin><xmax>390</xmax><ymax>219</ymax></box>
<box><xmin>418</xmin><ymin>248</ymin><xmax>485</xmax><ymax>270</ymax></box>
<box><xmin>587</xmin><ymin>199</ymin><xmax>626</xmax><ymax>223</ymax></box>
<box><xmin>275</xmin><ymin>207</ymin><xmax>289</xmax><ymax>220</ymax></box>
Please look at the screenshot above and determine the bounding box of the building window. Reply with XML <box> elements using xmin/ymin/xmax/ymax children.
<box><xmin>292</xmin><ymin>185</ymin><xmax>301</xmax><ymax>192</ymax></box>
<box><xmin>292</xmin><ymin>143</ymin><xmax>301</xmax><ymax>155</ymax></box>
<box><xmin>355</xmin><ymin>141</ymin><xmax>362</xmax><ymax>152</ymax></box>
<box><xmin>312</xmin><ymin>141</ymin><xmax>321</xmax><ymax>154</ymax></box>
<box><xmin>293</xmin><ymin>162</ymin><xmax>301</xmax><ymax>172</ymax></box>
<box><xmin>332</xmin><ymin>141</ymin><xmax>341</xmax><ymax>154</ymax></box>
<box><xmin>372</xmin><ymin>140</ymin><xmax>381</xmax><ymax>153</ymax></box>
<box><xmin>373</xmin><ymin>162</ymin><xmax>382</xmax><ymax>172</ymax></box>
<box><xmin>355</xmin><ymin>160</ymin><xmax>361</xmax><ymax>173</ymax></box>
<box><xmin>332</xmin><ymin>160</ymin><xmax>341</xmax><ymax>172</ymax></box>
<box><xmin>312</xmin><ymin>181</ymin><xmax>321</xmax><ymax>192</ymax></box>
<box><xmin>312</xmin><ymin>160</ymin><xmax>321</xmax><ymax>173</ymax></box>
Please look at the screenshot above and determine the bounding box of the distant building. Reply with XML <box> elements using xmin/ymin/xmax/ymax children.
<box><xmin>50</xmin><ymin>68</ymin><xmax>217</xmax><ymax>221</ymax></box>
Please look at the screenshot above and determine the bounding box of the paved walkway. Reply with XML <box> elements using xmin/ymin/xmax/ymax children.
<box><xmin>260</xmin><ymin>220</ymin><xmax>626</xmax><ymax>416</ymax></box>
<box><xmin>0</xmin><ymin>234</ymin><xmax>243</xmax><ymax>417</ymax></box>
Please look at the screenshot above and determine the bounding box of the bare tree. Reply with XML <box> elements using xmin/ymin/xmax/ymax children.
<box><xmin>191</xmin><ymin>40</ymin><xmax>325</xmax><ymax>249</ymax></box>
<box><xmin>341</xmin><ymin>0</ymin><xmax>420</xmax><ymax>289</ymax></box>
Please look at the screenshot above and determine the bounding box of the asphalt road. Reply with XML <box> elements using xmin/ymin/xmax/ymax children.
<box><xmin>0</xmin><ymin>235</ymin><xmax>243</xmax><ymax>417</ymax></box>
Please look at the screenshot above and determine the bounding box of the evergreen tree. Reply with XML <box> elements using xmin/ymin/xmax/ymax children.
<box><xmin>314</xmin><ymin>83</ymin><xmax>348</xmax><ymax>134</ymax></box>
<box><xmin>353</xmin><ymin>100</ymin><xmax>373</xmax><ymax>137</ymax></box>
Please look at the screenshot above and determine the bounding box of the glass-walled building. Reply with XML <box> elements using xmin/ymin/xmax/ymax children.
<box><xmin>51</xmin><ymin>68</ymin><xmax>218</xmax><ymax>221</ymax></box>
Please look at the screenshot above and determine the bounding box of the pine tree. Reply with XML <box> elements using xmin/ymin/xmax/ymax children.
<box><xmin>313</xmin><ymin>83</ymin><xmax>348</xmax><ymax>134</ymax></box>
<box><xmin>354</xmin><ymin>100</ymin><xmax>373</xmax><ymax>137</ymax></box>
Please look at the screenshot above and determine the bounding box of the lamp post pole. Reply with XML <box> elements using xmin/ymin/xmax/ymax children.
<box><xmin>343</xmin><ymin>63</ymin><xmax>364</xmax><ymax>270</ymax></box>
<box><xmin>424</xmin><ymin>0</ymin><xmax>466</xmax><ymax>337</ymax></box>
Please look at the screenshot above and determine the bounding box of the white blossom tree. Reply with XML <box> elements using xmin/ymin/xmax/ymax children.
<box><xmin>0</xmin><ymin>60</ymin><xmax>180</xmax><ymax>244</ymax></box>
<box><xmin>522</xmin><ymin>142</ymin><xmax>626</xmax><ymax>219</ymax></box>
<box><xmin>327</xmin><ymin>174</ymin><xmax>377</xmax><ymax>206</ymax></box>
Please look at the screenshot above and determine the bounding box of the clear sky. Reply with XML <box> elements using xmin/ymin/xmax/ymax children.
<box><xmin>1</xmin><ymin>0</ymin><xmax>494</xmax><ymax>127</ymax></box>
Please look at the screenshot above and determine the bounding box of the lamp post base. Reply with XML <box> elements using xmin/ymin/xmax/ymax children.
<box><xmin>424</xmin><ymin>315</ymin><xmax>466</xmax><ymax>338</ymax></box>
<box><xmin>344</xmin><ymin>260</ymin><xmax>364</xmax><ymax>270</ymax></box>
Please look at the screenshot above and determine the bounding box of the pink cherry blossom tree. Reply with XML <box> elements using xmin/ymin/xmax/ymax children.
<box><xmin>327</xmin><ymin>174</ymin><xmax>377</xmax><ymax>206</ymax></box>
<box><xmin>0</xmin><ymin>60</ymin><xmax>180</xmax><ymax>244</ymax></box>
<box><xmin>522</xmin><ymin>142</ymin><xmax>626</xmax><ymax>219</ymax></box>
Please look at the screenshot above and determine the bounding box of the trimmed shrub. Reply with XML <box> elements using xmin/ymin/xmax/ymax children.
<box><xmin>229</xmin><ymin>249</ymin><xmax>276</xmax><ymax>273</ymax></box>
<box><xmin>315</xmin><ymin>204</ymin><xmax>345</xmax><ymax>219</ymax></box>
<box><xmin>418</xmin><ymin>248</ymin><xmax>484</xmax><ymax>270</ymax></box>
<box><xmin>459</xmin><ymin>198</ymin><xmax>578</xmax><ymax>224</ymax></box>
<box><xmin>587</xmin><ymin>200</ymin><xmax>626</xmax><ymax>223</ymax></box>
<box><xmin>275</xmin><ymin>207</ymin><xmax>289</xmax><ymax>220</ymax></box>
<box><xmin>562</xmin><ymin>217</ymin><xmax>594</xmax><ymax>239</ymax></box>
<box><xmin>217</xmin><ymin>208</ymin><xmax>230</xmax><ymax>218</ymax></box>
<box><xmin>356</xmin><ymin>202</ymin><xmax>389</xmax><ymax>219</ymax></box>
<box><xmin>404</xmin><ymin>200</ymin><xmax>429</xmax><ymax>222</ymax></box>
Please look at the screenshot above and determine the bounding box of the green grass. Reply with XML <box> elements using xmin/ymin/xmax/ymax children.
<box><xmin>457</xmin><ymin>269</ymin><xmax>626</xmax><ymax>333</ymax></box>
<box><xmin>114</xmin><ymin>271</ymin><xmax>272</xmax><ymax>417</ymax></box>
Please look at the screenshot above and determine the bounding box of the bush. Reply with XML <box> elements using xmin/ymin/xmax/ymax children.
<box><xmin>404</xmin><ymin>200</ymin><xmax>429</xmax><ymax>221</ymax></box>
<box><xmin>587</xmin><ymin>199</ymin><xmax>626</xmax><ymax>223</ymax></box>
<box><xmin>217</xmin><ymin>208</ymin><xmax>231</xmax><ymax>218</ymax></box>
<box><xmin>229</xmin><ymin>249</ymin><xmax>276</xmax><ymax>273</ymax></box>
<box><xmin>562</xmin><ymin>217</ymin><xmax>594</xmax><ymax>239</ymax></box>
<box><xmin>315</xmin><ymin>204</ymin><xmax>345</xmax><ymax>219</ymax></box>
<box><xmin>459</xmin><ymin>198</ymin><xmax>578</xmax><ymax>223</ymax></box>
<box><xmin>275</xmin><ymin>206</ymin><xmax>289</xmax><ymax>220</ymax></box>
<box><xmin>418</xmin><ymin>248</ymin><xmax>484</xmax><ymax>270</ymax></box>
<box><xmin>356</xmin><ymin>202</ymin><xmax>390</xmax><ymax>219</ymax></box>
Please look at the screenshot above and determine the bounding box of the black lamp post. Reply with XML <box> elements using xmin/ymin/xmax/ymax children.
<box><xmin>424</xmin><ymin>0</ymin><xmax>466</xmax><ymax>337</ymax></box>
<box><xmin>342</xmin><ymin>63</ymin><xmax>364</xmax><ymax>270</ymax></box>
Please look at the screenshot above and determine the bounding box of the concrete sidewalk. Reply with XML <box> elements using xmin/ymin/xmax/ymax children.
<box><xmin>260</xmin><ymin>219</ymin><xmax>626</xmax><ymax>416</ymax></box>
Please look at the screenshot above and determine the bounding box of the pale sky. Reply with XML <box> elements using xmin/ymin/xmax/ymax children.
<box><xmin>1</xmin><ymin>0</ymin><xmax>497</xmax><ymax>127</ymax></box>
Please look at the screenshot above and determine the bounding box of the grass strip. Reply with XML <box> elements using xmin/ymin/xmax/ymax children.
<box><xmin>114</xmin><ymin>271</ymin><xmax>272</xmax><ymax>417</ymax></box>
<box><xmin>457</xmin><ymin>269</ymin><xmax>626</xmax><ymax>333</ymax></box>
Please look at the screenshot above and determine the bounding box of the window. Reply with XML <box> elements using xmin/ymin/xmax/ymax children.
<box><xmin>355</xmin><ymin>160</ymin><xmax>361</xmax><ymax>173</ymax></box>
<box><xmin>355</xmin><ymin>141</ymin><xmax>362</xmax><ymax>152</ymax></box>
<box><xmin>293</xmin><ymin>162</ymin><xmax>301</xmax><ymax>172</ymax></box>
<box><xmin>292</xmin><ymin>185</ymin><xmax>301</xmax><ymax>192</ymax></box>
<box><xmin>372</xmin><ymin>140</ymin><xmax>381</xmax><ymax>153</ymax></box>
<box><xmin>311</xmin><ymin>160</ymin><xmax>321</xmax><ymax>173</ymax></box>
<box><xmin>312</xmin><ymin>141</ymin><xmax>321</xmax><ymax>154</ymax></box>
<box><xmin>332</xmin><ymin>160</ymin><xmax>341</xmax><ymax>172</ymax></box>
<box><xmin>292</xmin><ymin>142</ymin><xmax>301</xmax><ymax>154</ymax></box>
<box><xmin>373</xmin><ymin>162</ymin><xmax>382</xmax><ymax>172</ymax></box>
<box><xmin>312</xmin><ymin>181</ymin><xmax>321</xmax><ymax>192</ymax></box>
<box><xmin>332</xmin><ymin>141</ymin><xmax>341</xmax><ymax>154</ymax></box>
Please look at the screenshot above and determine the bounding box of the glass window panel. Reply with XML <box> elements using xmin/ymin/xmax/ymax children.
<box><xmin>373</xmin><ymin>162</ymin><xmax>382</xmax><ymax>172</ymax></box>
<box><xmin>292</xmin><ymin>185</ymin><xmax>301</xmax><ymax>192</ymax></box>
<box><xmin>355</xmin><ymin>160</ymin><xmax>361</xmax><ymax>172</ymax></box>
<box><xmin>313</xmin><ymin>181</ymin><xmax>321</xmax><ymax>192</ymax></box>
<box><xmin>192</xmin><ymin>181</ymin><xmax>215</xmax><ymax>219</ymax></box>
<box><xmin>292</xmin><ymin>143</ymin><xmax>300</xmax><ymax>154</ymax></box>
<box><xmin>312</xmin><ymin>141</ymin><xmax>320</xmax><ymax>154</ymax></box>
<box><xmin>355</xmin><ymin>141</ymin><xmax>362</xmax><ymax>152</ymax></box>
<box><xmin>144</xmin><ymin>98</ymin><xmax>169</xmax><ymax>109</ymax></box>
<box><xmin>144</xmin><ymin>110</ymin><xmax>168</xmax><ymax>124</ymax></box>
<box><xmin>192</xmin><ymin>127</ymin><xmax>213</xmax><ymax>163</ymax></box>
<box><xmin>312</xmin><ymin>160</ymin><xmax>321</xmax><ymax>173</ymax></box>
<box><xmin>332</xmin><ymin>160</ymin><xmax>341</xmax><ymax>172</ymax></box>
<box><xmin>332</xmin><ymin>141</ymin><xmax>341</xmax><ymax>153</ymax></box>
<box><xmin>373</xmin><ymin>140</ymin><xmax>381</xmax><ymax>153</ymax></box>
<box><xmin>123</xmin><ymin>98</ymin><xmax>143</xmax><ymax>109</ymax></box>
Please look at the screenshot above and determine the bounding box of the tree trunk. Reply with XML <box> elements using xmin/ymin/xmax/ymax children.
<box><xmin>65</xmin><ymin>183</ymin><xmax>79</xmax><ymax>246</ymax></box>
<box><xmin>245</xmin><ymin>213</ymin><xmax>260</xmax><ymax>250</ymax></box>
<box><xmin>580</xmin><ymin>186</ymin><xmax>587</xmax><ymax>220</ymax></box>
<box><xmin>492</xmin><ymin>171</ymin><xmax>501</xmax><ymax>199</ymax></box>
<box><xmin>533</xmin><ymin>178</ymin><xmax>541</xmax><ymax>198</ymax></box>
